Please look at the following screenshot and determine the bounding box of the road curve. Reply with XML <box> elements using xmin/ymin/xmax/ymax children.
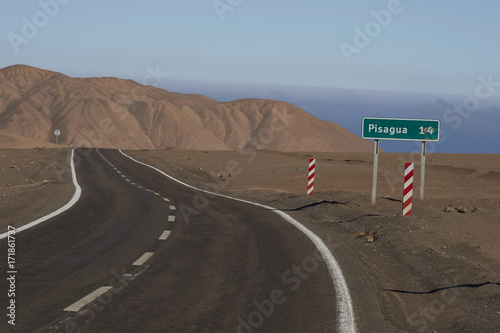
<box><xmin>0</xmin><ymin>148</ymin><xmax>355</xmax><ymax>332</ymax></box>
<box><xmin>120</xmin><ymin>149</ymin><xmax>357</xmax><ymax>333</ymax></box>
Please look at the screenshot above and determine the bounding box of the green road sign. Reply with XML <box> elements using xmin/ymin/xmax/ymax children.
<box><xmin>362</xmin><ymin>117</ymin><xmax>440</xmax><ymax>141</ymax></box>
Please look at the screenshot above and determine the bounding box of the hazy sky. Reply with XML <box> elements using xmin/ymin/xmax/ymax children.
<box><xmin>1</xmin><ymin>1</ymin><xmax>499</xmax><ymax>152</ymax></box>
<box><xmin>2</xmin><ymin>0</ymin><xmax>499</xmax><ymax>95</ymax></box>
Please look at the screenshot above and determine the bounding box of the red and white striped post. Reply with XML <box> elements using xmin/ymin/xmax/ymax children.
<box><xmin>307</xmin><ymin>158</ymin><xmax>316</xmax><ymax>196</ymax></box>
<box><xmin>403</xmin><ymin>163</ymin><xmax>414</xmax><ymax>216</ymax></box>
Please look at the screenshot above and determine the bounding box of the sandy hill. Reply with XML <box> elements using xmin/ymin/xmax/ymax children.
<box><xmin>0</xmin><ymin>65</ymin><xmax>374</xmax><ymax>152</ymax></box>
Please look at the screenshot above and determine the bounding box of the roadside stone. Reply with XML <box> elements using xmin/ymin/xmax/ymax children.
<box><xmin>443</xmin><ymin>206</ymin><xmax>455</xmax><ymax>213</ymax></box>
<box><xmin>456</xmin><ymin>207</ymin><xmax>469</xmax><ymax>214</ymax></box>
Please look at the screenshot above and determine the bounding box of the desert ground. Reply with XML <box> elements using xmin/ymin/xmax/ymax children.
<box><xmin>0</xmin><ymin>148</ymin><xmax>73</xmax><ymax>231</ymax></box>
<box><xmin>1</xmin><ymin>147</ymin><xmax>499</xmax><ymax>332</ymax></box>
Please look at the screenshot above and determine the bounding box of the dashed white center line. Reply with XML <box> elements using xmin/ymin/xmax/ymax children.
<box><xmin>64</xmin><ymin>287</ymin><xmax>113</xmax><ymax>312</ymax></box>
<box><xmin>158</xmin><ymin>231</ymin><xmax>171</xmax><ymax>240</ymax></box>
<box><xmin>153</xmin><ymin>192</ymin><xmax>161</xmax><ymax>196</ymax></box>
<box><xmin>133</xmin><ymin>252</ymin><xmax>155</xmax><ymax>266</ymax></box>
<box><xmin>163</xmin><ymin>198</ymin><xmax>170</xmax><ymax>202</ymax></box>
<box><xmin>137</xmin><ymin>186</ymin><xmax>143</xmax><ymax>189</ymax></box>
<box><xmin>168</xmin><ymin>215</ymin><xmax>176</xmax><ymax>222</ymax></box>
<box><xmin>169</xmin><ymin>205</ymin><xmax>176</xmax><ymax>210</ymax></box>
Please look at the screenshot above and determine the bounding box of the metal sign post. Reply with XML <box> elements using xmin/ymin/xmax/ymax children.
<box><xmin>54</xmin><ymin>129</ymin><xmax>61</xmax><ymax>148</ymax></box>
<box><xmin>420</xmin><ymin>141</ymin><xmax>426</xmax><ymax>200</ymax></box>
<box><xmin>371</xmin><ymin>140</ymin><xmax>379</xmax><ymax>205</ymax></box>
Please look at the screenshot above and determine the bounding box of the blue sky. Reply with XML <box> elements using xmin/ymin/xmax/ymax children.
<box><xmin>1</xmin><ymin>0</ymin><xmax>499</xmax><ymax>152</ymax></box>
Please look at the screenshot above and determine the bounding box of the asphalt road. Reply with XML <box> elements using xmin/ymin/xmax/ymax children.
<box><xmin>1</xmin><ymin>149</ymin><xmax>342</xmax><ymax>332</ymax></box>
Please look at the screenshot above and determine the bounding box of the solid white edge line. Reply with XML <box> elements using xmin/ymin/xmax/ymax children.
<box><xmin>133</xmin><ymin>252</ymin><xmax>154</xmax><ymax>266</ymax></box>
<box><xmin>64</xmin><ymin>286</ymin><xmax>113</xmax><ymax>312</ymax></box>
<box><xmin>0</xmin><ymin>148</ymin><xmax>82</xmax><ymax>240</ymax></box>
<box><xmin>118</xmin><ymin>149</ymin><xmax>356</xmax><ymax>333</ymax></box>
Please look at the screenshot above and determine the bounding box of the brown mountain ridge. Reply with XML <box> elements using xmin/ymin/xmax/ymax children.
<box><xmin>0</xmin><ymin>65</ymin><xmax>374</xmax><ymax>151</ymax></box>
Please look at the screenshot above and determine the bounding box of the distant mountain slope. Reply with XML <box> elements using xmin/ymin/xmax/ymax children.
<box><xmin>0</xmin><ymin>65</ymin><xmax>374</xmax><ymax>152</ymax></box>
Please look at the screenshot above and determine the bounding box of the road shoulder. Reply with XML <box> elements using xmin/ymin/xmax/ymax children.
<box><xmin>0</xmin><ymin>148</ymin><xmax>75</xmax><ymax>232</ymax></box>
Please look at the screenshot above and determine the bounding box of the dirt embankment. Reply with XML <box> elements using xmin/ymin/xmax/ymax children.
<box><xmin>0</xmin><ymin>148</ymin><xmax>75</xmax><ymax>233</ymax></box>
<box><xmin>127</xmin><ymin>149</ymin><xmax>500</xmax><ymax>333</ymax></box>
